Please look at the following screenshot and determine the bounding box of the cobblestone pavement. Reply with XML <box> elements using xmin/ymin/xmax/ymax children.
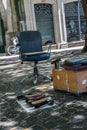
<box><xmin>0</xmin><ymin>50</ymin><xmax>87</xmax><ymax>130</ymax></box>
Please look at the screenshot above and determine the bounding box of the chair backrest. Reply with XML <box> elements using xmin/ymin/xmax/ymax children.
<box><xmin>18</xmin><ymin>31</ymin><xmax>42</xmax><ymax>53</ymax></box>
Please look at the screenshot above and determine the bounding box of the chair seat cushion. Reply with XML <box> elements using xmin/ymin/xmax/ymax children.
<box><xmin>21</xmin><ymin>52</ymin><xmax>50</xmax><ymax>61</ymax></box>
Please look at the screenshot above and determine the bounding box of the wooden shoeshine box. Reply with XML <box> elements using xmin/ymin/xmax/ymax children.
<box><xmin>52</xmin><ymin>68</ymin><xmax>69</xmax><ymax>92</ymax></box>
<box><xmin>52</xmin><ymin>67</ymin><xmax>87</xmax><ymax>94</ymax></box>
<box><xmin>67</xmin><ymin>69</ymin><xmax>87</xmax><ymax>94</ymax></box>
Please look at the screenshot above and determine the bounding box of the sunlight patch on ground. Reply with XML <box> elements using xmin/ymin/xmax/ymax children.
<box><xmin>22</xmin><ymin>83</ymin><xmax>53</xmax><ymax>94</ymax></box>
<box><xmin>5</xmin><ymin>92</ymin><xmax>15</xmax><ymax>95</ymax></box>
<box><xmin>77</xmin><ymin>101</ymin><xmax>87</xmax><ymax>108</ymax></box>
<box><xmin>0</xmin><ymin>101</ymin><xmax>6</xmax><ymax>105</ymax></box>
<box><xmin>51</xmin><ymin>111</ymin><xmax>60</xmax><ymax>116</ymax></box>
<box><xmin>24</xmin><ymin>128</ymin><xmax>33</xmax><ymax>130</ymax></box>
<box><xmin>65</xmin><ymin>101</ymin><xmax>74</xmax><ymax>106</ymax></box>
<box><xmin>0</xmin><ymin>121</ymin><xmax>18</xmax><ymax>126</ymax></box>
<box><xmin>65</xmin><ymin>101</ymin><xmax>87</xmax><ymax>108</ymax></box>
<box><xmin>73</xmin><ymin>115</ymin><xmax>85</xmax><ymax>120</ymax></box>
<box><xmin>22</xmin><ymin>88</ymin><xmax>32</xmax><ymax>94</ymax></box>
<box><xmin>71</xmin><ymin>115</ymin><xmax>85</xmax><ymax>123</ymax></box>
<box><xmin>10</xmin><ymin>127</ymin><xmax>33</xmax><ymax>130</ymax></box>
<box><xmin>4</xmin><ymin>92</ymin><xmax>16</xmax><ymax>99</ymax></box>
<box><xmin>12</xmin><ymin>71</ymin><xmax>33</xmax><ymax>77</ymax></box>
<box><xmin>0</xmin><ymin>64</ymin><xmax>16</xmax><ymax>69</ymax></box>
<box><xmin>6</xmin><ymin>96</ymin><xmax>16</xmax><ymax>99</ymax></box>
<box><xmin>36</xmin><ymin>83</ymin><xmax>53</xmax><ymax>91</ymax></box>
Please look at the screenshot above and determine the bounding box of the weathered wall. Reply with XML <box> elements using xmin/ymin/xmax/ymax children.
<box><xmin>0</xmin><ymin>0</ymin><xmax>7</xmax><ymax>30</ymax></box>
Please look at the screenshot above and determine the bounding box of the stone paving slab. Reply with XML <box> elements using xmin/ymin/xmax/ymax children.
<box><xmin>0</xmin><ymin>51</ymin><xmax>87</xmax><ymax>130</ymax></box>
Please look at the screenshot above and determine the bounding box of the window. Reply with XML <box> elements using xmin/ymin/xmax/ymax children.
<box><xmin>64</xmin><ymin>1</ymin><xmax>86</xmax><ymax>42</ymax></box>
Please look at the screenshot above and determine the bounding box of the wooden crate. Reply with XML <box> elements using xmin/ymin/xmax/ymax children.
<box><xmin>52</xmin><ymin>68</ymin><xmax>87</xmax><ymax>95</ymax></box>
<box><xmin>67</xmin><ymin>69</ymin><xmax>87</xmax><ymax>94</ymax></box>
<box><xmin>52</xmin><ymin>68</ymin><xmax>69</xmax><ymax>91</ymax></box>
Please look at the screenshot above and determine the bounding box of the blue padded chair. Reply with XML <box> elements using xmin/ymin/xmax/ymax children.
<box><xmin>18</xmin><ymin>31</ymin><xmax>51</xmax><ymax>84</ymax></box>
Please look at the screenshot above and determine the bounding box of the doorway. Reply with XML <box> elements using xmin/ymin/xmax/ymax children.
<box><xmin>34</xmin><ymin>4</ymin><xmax>55</xmax><ymax>45</ymax></box>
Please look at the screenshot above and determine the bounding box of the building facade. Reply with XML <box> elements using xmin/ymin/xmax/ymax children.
<box><xmin>5</xmin><ymin>0</ymin><xmax>86</xmax><ymax>49</ymax></box>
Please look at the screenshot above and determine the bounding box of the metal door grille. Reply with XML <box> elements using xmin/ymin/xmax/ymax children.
<box><xmin>34</xmin><ymin>4</ymin><xmax>55</xmax><ymax>44</ymax></box>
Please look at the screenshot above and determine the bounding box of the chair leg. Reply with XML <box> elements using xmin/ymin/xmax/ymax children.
<box><xmin>33</xmin><ymin>75</ymin><xmax>38</xmax><ymax>84</ymax></box>
<box><xmin>20</xmin><ymin>63</ymin><xmax>38</xmax><ymax>84</ymax></box>
<box><xmin>20</xmin><ymin>62</ymin><xmax>51</xmax><ymax>84</ymax></box>
<box><xmin>38</xmin><ymin>73</ymin><xmax>51</xmax><ymax>80</ymax></box>
<box><xmin>20</xmin><ymin>74</ymin><xmax>34</xmax><ymax>83</ymax></box>
<box><xmin>34</xmin><ymin>62</ymin><xmax>51</xmax><ymax>82</ymax></box>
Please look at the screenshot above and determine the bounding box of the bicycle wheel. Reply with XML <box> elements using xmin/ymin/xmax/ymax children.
<box><xmin>7</xmin><ymin>45</ymin><xmax>19</xmax><ymax>55</ymax></box>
